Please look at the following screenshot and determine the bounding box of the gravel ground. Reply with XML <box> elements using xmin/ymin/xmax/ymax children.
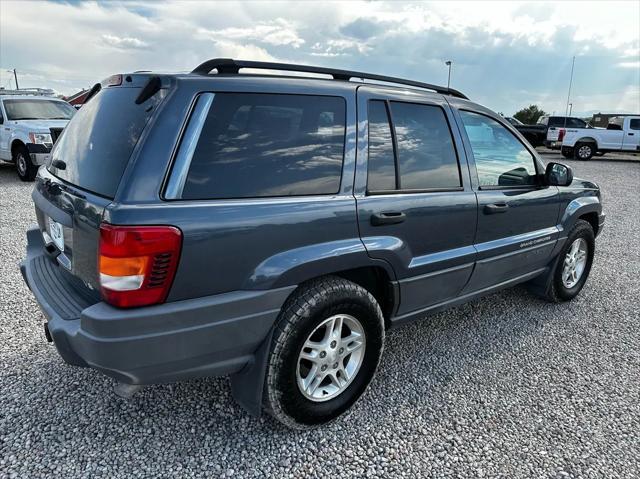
<box><xmin>1</xmin><ymin>160</ymin><xmax>639</xmax><ymax>478</ymax></box>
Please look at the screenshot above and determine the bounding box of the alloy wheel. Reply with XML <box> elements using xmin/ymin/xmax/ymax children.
<box><xmin>296</xmin><ymin>314</ymin><xmax>366</xmax><ymax>402</ymax></box>
<box><xmin>562</xmin><ymin>238</ymin><xmax>588</xmax><ymax>288</ymax></box>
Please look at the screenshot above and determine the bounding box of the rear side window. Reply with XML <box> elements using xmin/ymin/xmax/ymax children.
<box><xmin>366</xmin><ymin>100</ymin><xmax>461</xmax><ymax>192</ymax></box>
<box><xmin>48</xmin><ymin>87</ymin><xmax>165</xmax><ymax>198</ymax></box>
<box><xmin>390</xmin><ymin>102</ymin><xmax>460</xmax><ymax>190</ymax></box>
<box><xmin>367</xmin><ymin>101</ymin><xmax>396</xmax><ymax>191</ymax></box>
<box><xmin>459</xmin><ymin>110</ymin><xmax>537</xmax><ymax>187</ymax></box>
<box><xmin>179</xmin><ymin>93</ymin><xmax>346</xmax><ymax>199</ymax></box>
<box><xmin>630</xmin><ymin>119</ymin><xmax>640</xmax><ymax>130</ymax></box>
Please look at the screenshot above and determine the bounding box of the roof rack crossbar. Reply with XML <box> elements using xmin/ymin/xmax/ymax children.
<box><xmin>191</xmin><ymin>58</ymin><xmax>468</xmax><ymax>100</ymax></box>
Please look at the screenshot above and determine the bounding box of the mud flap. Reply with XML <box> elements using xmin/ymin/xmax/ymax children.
<box><xmin>526</xmin><ymin>254</ymin><xmax>561</xmax><ymax>298</ymax></box>
<box><xmin>229</xmin><ymin>329</ymin><xmax>274</xmax><ymax>417</ymax></box>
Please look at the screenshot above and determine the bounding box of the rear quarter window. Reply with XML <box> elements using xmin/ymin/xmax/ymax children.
<box><xmin>178</xmin><ymin>93</ymin><xmax>346</xmax><ymax>200</ymax></box>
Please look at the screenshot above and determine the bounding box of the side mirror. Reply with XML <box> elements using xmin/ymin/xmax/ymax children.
<box><xmin>545</xmin><ymin>162</ymin><xmax>573</xmax><ymax>186</ymax></box>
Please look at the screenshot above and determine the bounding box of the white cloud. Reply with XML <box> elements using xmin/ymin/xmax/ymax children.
<box><xmin>197</xmin><ymin>19</ymin><xmax>305</xmax><ymax>48</ymax></box>
<box><xmin>102</xmin><ymin>34</ymin><xmax>150</xmax><ymax>50</ymax></box>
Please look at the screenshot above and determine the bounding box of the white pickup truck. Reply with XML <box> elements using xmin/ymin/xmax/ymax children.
<box><xmin>560</xmin><ymin>115</ymin><xmax>640</xmax><ymax>160</ymax></box>
<box><xmin>0</xmin><ymin>90</ymin><xmax>76</xmax><ymax>180</ymax></box>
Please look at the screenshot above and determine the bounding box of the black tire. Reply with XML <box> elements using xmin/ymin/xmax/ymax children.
<box><xmin>263</xmin><ymin>276</ymin><xmax>385</xmax><ymax>429</ymax></box>
<box><xmin>574</xmin><ymin>142</ymin><xmax>594</xmax><ymax>161</ymax></box>
<box><xmin>544</xmin><ymin>220</ymin><xmax>595</xmax><ymax>303</ymax></box>
<box><xmin>13</xmin><ymin>144</ymin><xmax>38</xmax><ymax>181</ymax></box>
<box><xmin>561</xmin><ymin>147</ymin><xmax>574</xmax><ymax>159</ymax></box>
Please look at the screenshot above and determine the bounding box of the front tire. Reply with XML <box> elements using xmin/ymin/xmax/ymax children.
<box><xmin>544</xmin><ymin>220</ymin><xmax>595</xmax><ymax>302</ymax></box>
<box><xmin>574</xmin><ymin>142</ymin><xmax>595</xmax><ymax>161</ymax></box>
<box><xmin>263</xmin><ymin>276</ymin><xmax>385</xmax><ymax>429</ymax></box>
<box><xmin>14</xmin><ymin>145</ymin><xmax>38</xmax><ymax>181</ymax></box>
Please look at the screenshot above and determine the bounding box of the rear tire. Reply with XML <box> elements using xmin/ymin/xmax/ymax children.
<box><xmin>14</xmin><ymin>145</ymin><xmax>38</xmax><ymax>181</ymax></box>
<box><xmin>574</xmin><ymin>142</ymin><xmax>594</xmax><ymax>161</ymax></box>
<box><xmin>561</xmin><ymin>147</ymin><xmax>574</xmax><ymax>159</ymax></box>
<box><xmin>263</xmin><ymin>276</ymin><xmax>385</xmax><ymax>429</ymax></box>
<box><xmin>543</xmin><ymin>220</ymin><xmax>595</xmax><ymax>303</ymax></box>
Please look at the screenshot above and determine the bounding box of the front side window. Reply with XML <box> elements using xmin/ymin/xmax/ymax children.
<box><xmin>180</xmin><ymin>93</ymin><xmax>346</xmax><ymax>199</ymax></box>
<box><xmin>3</xmin><ymin>99</ymin><xmax>76</xmax><ymax>120</ymax></box>
<box><xmin>366</xmin><ymin>100</ymin><xmax>461</xmax><ymax>192</ymax></box>
<box><xmin>459</xmin><ymin>110</ymin><xmax>537</xmax><ymax>187</ymax></box>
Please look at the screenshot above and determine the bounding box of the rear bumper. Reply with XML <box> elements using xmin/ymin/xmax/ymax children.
<box><xmin>20</xmin><ymin>227</ymin><xmax>294</xmax><ymax>385</ymax></box>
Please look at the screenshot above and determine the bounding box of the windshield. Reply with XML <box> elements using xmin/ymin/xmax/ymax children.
<box><xmin>3</xmin><ymin>99</ymin><xmax>76</xmax><ymax>120</ymax></box>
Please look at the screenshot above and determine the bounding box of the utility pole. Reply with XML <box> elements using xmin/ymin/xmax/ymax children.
<box><xmin>563</xmin><ymin>56</ymin><xmax>575</xmax><ymax>128</ymax></box>
<box><xmin>445</xmin><ymin>61</ymin><xmax>452</xmax><ymax>89</ymax></box>
<box><xmin>568</xmin><ymin>103</ymin><xmax>573</xmax><ymax>116</ymax></box>
<box><xmin>12</xmin><ymin>69</ymin><xmax>19</xmax><ymax>90</ymax></box>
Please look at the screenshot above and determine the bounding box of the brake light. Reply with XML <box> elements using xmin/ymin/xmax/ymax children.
<box><xmin>558</xmin><ymin>128</ymin><xmax>566</xmax><ymax>142</ymax></box>
<box><xmin>98</xmin><ymin>224</ymin><xmax>182</xmax><ymax>308</ymax></box>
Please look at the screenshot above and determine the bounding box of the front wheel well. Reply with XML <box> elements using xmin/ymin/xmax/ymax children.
<box><xmin>578</xmin><ymin>212</ymin><xmax>599</xmax><ymax>236</ymax></box>
<box><xmin>11</xmin><ymin>139</ymin><xmax>26</xmax><ymax>158</ymax></box>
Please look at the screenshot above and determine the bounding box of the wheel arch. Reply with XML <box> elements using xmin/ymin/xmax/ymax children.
<box><xmin>10</xmin><ymin>138</ymin><xmax>26</xmax><ymax>158</ymax></box>
<box><xmin>560</xmin><ymin>196</ymin><xmax>602</xmax><ymax>236</ymax></box>
<box><xmin>575</xmin><ymin>137</ymin><xmax>599</xmax><ymax>148</ymax></box>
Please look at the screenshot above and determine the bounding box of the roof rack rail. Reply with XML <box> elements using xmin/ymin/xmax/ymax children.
<box><xmin>191</xmin><ymin>58</ymin><xmax>469</xmax><ymax>100</ymax></box>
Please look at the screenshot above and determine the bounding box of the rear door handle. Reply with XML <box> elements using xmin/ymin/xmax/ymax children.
<box><xmin>484</xmin><ymin>203</ymin><xmax>509</xmax><ymax>214</ymax></box>
<box><xmin>370</xmin><ymin>211</ymin><xmax>406</xmax><ymax>226</ymax></box>
<box><xmin>628</xmin><ymin>133</ymin><xmax>635</xmax><ymax>136</ymax></box>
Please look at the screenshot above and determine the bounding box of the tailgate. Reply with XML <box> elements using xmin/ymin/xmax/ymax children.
<box><xmin>547</xmin><ymin>127</ymin><xmax>560</xmax><ymax>141</ymax></box>
<box><xmin>32</xmin><ymin>168</ymin><xmax>111</xmax><ymax>290</ymax></box>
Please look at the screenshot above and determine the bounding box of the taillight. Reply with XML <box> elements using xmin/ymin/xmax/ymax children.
<box><xmin>558</xmin><ymin>128</ymin><xmax>566</xmax><ymax>142</ymax></box>
<box><xmin>98</xmin><ymin>224</ymin><xmax>182</xmax><ymax>308</ymax></box>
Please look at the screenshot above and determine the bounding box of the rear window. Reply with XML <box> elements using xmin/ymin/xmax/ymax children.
<box><xmin>177</xmin><ymin>93</ymin><xmax>346</xmax><ymax>200</ymax></box>
<box><xmin>48</xmin><ymin>87</ymin><xmax>164</xmax><ymax>198</ymax></box>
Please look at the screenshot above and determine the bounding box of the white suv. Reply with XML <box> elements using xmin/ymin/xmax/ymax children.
<box><xmin>0</xmin><ymin>91</ymin><xmax>76</xmax><ymax>180</ymax></box>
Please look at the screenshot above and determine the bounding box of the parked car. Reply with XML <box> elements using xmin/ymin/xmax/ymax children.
<box><xmin>20</xmin><ymin>59</ymin><xmax>605</xmax><ymax>428</ymax></box>
<box><xmin>514</xmin><ymin>115</ymin><xmax>588</xmax><ymax>149</ymax></box>
<box><xmin>561</xmin><ymin>115</ymin><xmax>640</xmax><ymax>160</ymax></box>
<box><xmin>0</xmin><ymin>90</ymin><xmax>75</xmax><ymax>180</ymax></box>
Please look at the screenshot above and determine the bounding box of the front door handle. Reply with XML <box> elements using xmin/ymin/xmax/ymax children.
<box><xmin>628</xmin><ymin>132</ymin><xmax>635</xmax><ymax>136</ymax></box>
<box><xmin>371</xmin><ymin>211</ymin><xmax>406</xmax><ymax>226</ymax></box>
<box><xmin>484</xmin><ymin>203</ymin><xmax>509</xmax><ymax>214</ymax></box>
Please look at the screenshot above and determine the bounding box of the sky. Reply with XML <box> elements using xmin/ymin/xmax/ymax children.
<box><xmin>0</xmin><ymin>0</ymin><xmax>638</xmax><ymax>116</ymax></box>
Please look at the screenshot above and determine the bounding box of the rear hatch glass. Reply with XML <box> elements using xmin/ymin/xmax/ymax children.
<box><xmin>48</xmin><ymin>86</ymin><xmax>165</xmax><ymax>198</ymax></box>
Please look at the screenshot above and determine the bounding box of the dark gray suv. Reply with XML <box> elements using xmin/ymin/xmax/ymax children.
<box><xmin>20</xmin><ymin>59</ymin><xmax>604</xmax><ymax>428</ymax></box>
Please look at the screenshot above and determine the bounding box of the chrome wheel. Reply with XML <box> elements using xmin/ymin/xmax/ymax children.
<box><xmin>577</xmin><ymin>145</ymin><xmax>592</xmax><ymax>159</ymax></box>
<box><xmin>297</xmin><ymin>314</ymin><xmax>365</xmax><ymax>402</ymax></box>
<box><xmin>16</xmin><ymin>152</ymin><xmax>27</xmax><ymax>176</ymax></box>
<box><xmin>562</xmin><ymin>238</ymin><xmax>588</xmax><ymax>288</ymax></box>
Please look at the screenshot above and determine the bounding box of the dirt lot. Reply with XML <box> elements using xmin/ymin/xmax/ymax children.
<box><xmin>1</xmin><ymin>158</ymin><xmax>639</xmax><ymax>478</ymax></box>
